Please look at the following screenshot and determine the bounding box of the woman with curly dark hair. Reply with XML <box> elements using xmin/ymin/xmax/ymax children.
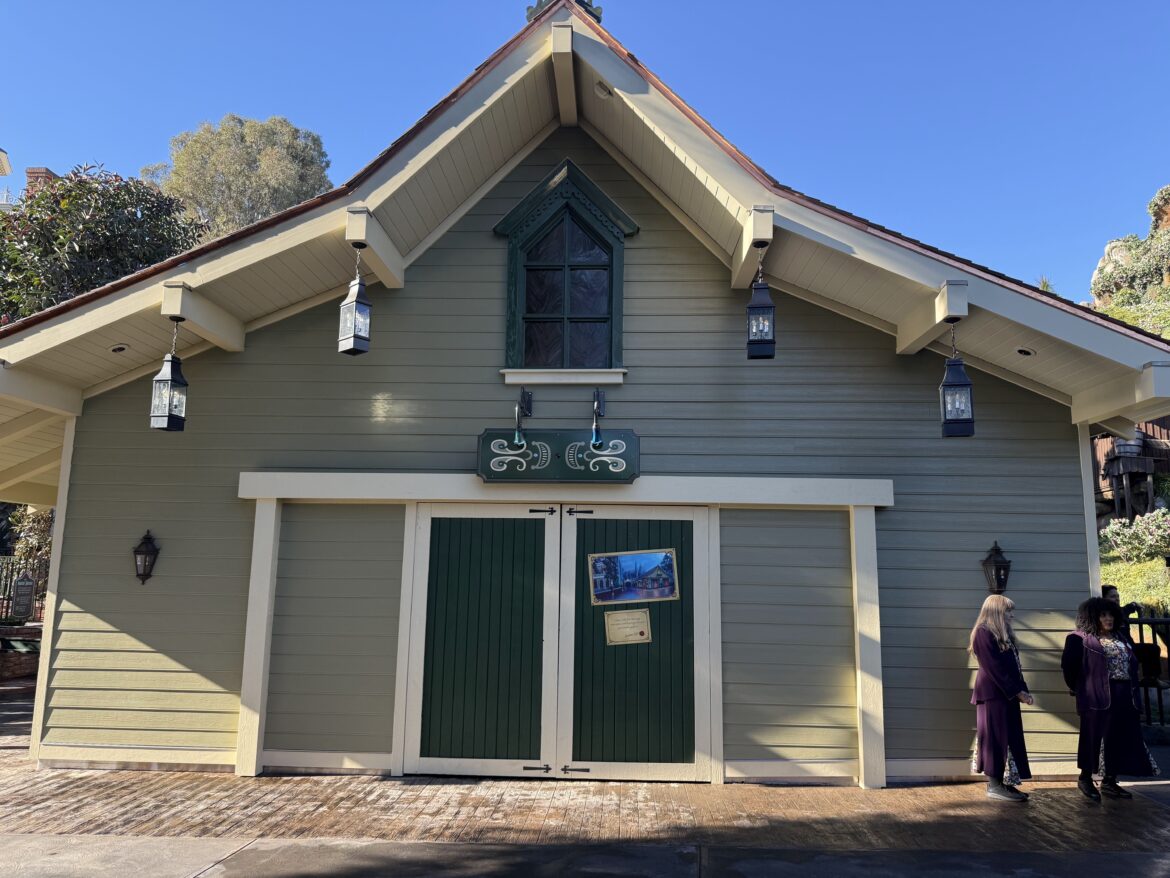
<box><xmin>1061</xmin><ymin>597</ymin><xmax>1159</xmax><ymax>801</ymax></box>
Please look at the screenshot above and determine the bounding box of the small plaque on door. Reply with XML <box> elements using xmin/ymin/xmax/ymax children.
<box><xmin>604</xmin><ymin>608</ymin><xmax>652</xmax><ymax>646</ymax></box>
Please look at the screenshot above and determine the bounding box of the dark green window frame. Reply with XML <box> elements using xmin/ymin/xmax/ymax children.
<box><xmin>495</xmin><ymin>160</ymin><xmax>638</xmax><ymax>369</ymax></box>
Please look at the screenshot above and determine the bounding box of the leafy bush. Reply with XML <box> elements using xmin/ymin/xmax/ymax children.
<box><xmin>1099</xmin><ymin>509</ymin><xmax>1170</xmax><ymax>563</ymax></box>
<box><xmin>1100</xmin><ymin>558</ymin><xmax>1170</xmax><ymax>616</ymax></box>
<box><xmin>0</xmin><ymin>165</ymin><xmax>204</xmax><ymax>319</ymax></box>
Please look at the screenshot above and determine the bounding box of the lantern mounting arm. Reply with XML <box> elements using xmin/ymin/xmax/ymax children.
<box><xmin>895</xmin><ymin>280</ymin><xmax>969</xmax><ymax>355</ymax></box>
<box><xmin>730</xmin><ymin>205</ymin><xmax>775</xmax><ymax>290</ymax></box>
<box><xmin>345</xmin><ymin>206</ymin><xmax>405</xmax><ymax>289</ymax></box>
<box><xmin>160</xmin><ymin>281</ymin><xmax>245</xmax><ymax>352</ymax></box>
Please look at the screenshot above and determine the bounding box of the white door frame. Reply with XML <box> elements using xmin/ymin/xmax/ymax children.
<box><xmin>556</xmin><ymin>504</ymin><xmax>711</xmax><ymax>781</ymax></box>
<box><xmin>402</xmin><ymin>502</ymin><xmax>562</xmax><ymax>778</ymax></box>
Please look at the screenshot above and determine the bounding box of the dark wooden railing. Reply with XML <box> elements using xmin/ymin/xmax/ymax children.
<box><xmin>1133</xmin><ymin>614</ymin><xmax>1170</xmax><ymax>726</ymax></box>
<box><xmin>0</xmin><ymin>557</ymin><xmax>51</xmax><ymax>623</ymax></box>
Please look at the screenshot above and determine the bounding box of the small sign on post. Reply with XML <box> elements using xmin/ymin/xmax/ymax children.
<box><xmin>10</xmin><ymin>572</ymin><xmax>36</xmax><ymax>623</ymax></box>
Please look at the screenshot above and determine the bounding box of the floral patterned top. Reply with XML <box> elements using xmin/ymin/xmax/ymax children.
<box><xmin>1099</xmin><ymin>635</ymin><xmax>1132</xmax><ymax>681</ymax></box>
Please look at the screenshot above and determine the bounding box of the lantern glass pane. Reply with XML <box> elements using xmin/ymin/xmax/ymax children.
<box><xmin>339</xmin><ymin>302</ymin><xmax>356</xmax><ymax>341</ymax></box>
<box><xmin>169</xmin><ymin>384</ymin><xmax>187</xmax><ymax>418</ymax></box>
<box><xmin>943</xmin><ymin>387</ymin><xmax>972</xmax><ymax>420</ymax></box>
<box><xmin>150</xmin><ymin>380</ymin><xmax>170</xmax><ymax>416</ymax></box>
<box><xmin>354</xmin><ymin>303</ymin><xmax>371</xmax><ymax>340</ymax></box>
<box><xmin>748</xmin><ymin>309</ymin><xmax>774</xmax><ymax>341</ymax></box>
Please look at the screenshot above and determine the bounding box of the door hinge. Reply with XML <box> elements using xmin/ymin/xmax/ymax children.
<box><xmin>561</xmin><ymin>764</ymin><xmax>591</xmax><ymax>773</ymax></box>
<box><xmin>523</xmin><ymin>764</ymin><xmax>552</xmax><ymax>773</ymax></box>
<box><xmin>529</xmin><ymin>507</ymin><xmax>556</xmax><ymax>516</ymax></box>
<box><xmin>566</xmin><ymin>507</ymin><xmax>593</xmax><ymax>516</ymax></box>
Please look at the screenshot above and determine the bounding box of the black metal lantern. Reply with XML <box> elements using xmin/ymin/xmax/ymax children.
<box><xmin>339</xmin><ymin>245</ymin><xmax>372</xmax><ymax>355</ymax></box>
<box><xmin>133</xmin><ymin>531</ymin><xmax>159</xmax><ymax>583</ymax></box>
<box><xmin>939</xmin><ymin>321</ymin><xmax>974</xmax><ymax>437</ymax></box>
<box><xmin>746</xmin><ymin>243</ymin><xmax>776</xmax><ymax>360</ymax></box>
<box><xmin>982</xmin><ymin>541</ymin><xmax>1011</xmax><ymax>594</ymax></box>
<box><xmin>150</xmin><ymin>317</ymin><xmax>188</xmax><ymax>432</ymax></box>
<box><xmin>747</xmin><ymin>280</ymin><xmax>776</xmax><ymax>359</ymax></box>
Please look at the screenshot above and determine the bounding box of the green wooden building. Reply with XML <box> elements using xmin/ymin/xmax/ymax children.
<box><xmin>3</xmin><ymin>0</ymin><xmax>1167</xmax><ymax>787</ymax></box>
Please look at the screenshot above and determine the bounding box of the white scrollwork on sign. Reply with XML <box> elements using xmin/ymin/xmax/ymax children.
<box><xmin>489</xmin><ymin>439</ymin><xmax>552</xmax><ymax>472</ymax></box>
<box><xmin>567</xmin><ymin>440</ymin><xmax>627</xmax><ymax>473</ymax></box>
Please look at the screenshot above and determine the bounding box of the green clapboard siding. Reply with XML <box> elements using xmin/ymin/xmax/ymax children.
<box><xmin>263</xmin><ymin>504</ymin><xmax>405</xmax><ymax>753</ymax></box>
<box><xmin>420</xmin><ymin>517</ymin><xmax>544</xmax><ymax>760</ymax></box>
<box><xmin>573</xmin><ymin>518</ymin><xmax>695</xmax><ymax>764</ymax></box>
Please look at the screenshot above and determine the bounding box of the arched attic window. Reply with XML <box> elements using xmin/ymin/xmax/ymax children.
<box><xmin>495</xmin><ymin>160</ymin><xmax>638</xmax><ymax>369</ymax></box>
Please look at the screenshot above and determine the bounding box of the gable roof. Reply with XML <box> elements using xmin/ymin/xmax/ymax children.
<box><xmin>0</xmin><ymin>0</ymin><xmax>1164</xmax><ymax>505</ymax></box>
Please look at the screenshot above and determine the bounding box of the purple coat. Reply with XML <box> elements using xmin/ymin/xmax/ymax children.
<box><xmin>970</xmin><ymin>626</ymin><xmax>1028</xmax><ymax>704</ymax></box>
<box><xmin>1061</xmin><ymin>631</ymin><xmax>1138</xmax><ymax>714</ymax></box>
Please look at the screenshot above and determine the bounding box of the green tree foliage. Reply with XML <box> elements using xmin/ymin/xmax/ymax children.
<box><xmin>144</xmin><ymin>114</ymin><xmax>332</xmax><ymax>240</ymax></box>
<box><xmin>1091</xmin><ymin>184</ymin><xmax>1170</xmax><ymax>336</ymax></box>
<box><xmin>9</xmin><ymin>504</ymin><xmax>54</xmax><ymax>564</ymax></box>
<box><xmin>0</xmin><ymin>166</ymin><xmax>205</xmax><ymax>319</ymax></box>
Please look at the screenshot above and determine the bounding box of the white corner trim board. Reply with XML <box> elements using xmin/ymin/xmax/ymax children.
<box><xmin>238</xmin><ymin>472</ymin><xmax>895</xmax><ymax>508</ymax></box>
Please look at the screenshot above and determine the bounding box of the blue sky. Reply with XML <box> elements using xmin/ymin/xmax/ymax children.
<box><xmin>3</xmin><ymin>1</ymin><xmax>1167</xmax><ymax>301</ymax></box>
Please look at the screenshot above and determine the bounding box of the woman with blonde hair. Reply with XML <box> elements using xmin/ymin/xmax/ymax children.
<box><xmin>970</xmin><ymin>594</ymin><xmax>1034</xmax><ymax>802</ymax></box>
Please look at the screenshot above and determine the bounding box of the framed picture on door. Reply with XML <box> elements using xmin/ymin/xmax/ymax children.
<box><xmin>588</xmin><ymin>548</ymin><xmax>679</xmax><ymax>605</ymax></box>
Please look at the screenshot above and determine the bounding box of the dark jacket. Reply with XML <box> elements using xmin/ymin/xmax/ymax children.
<box><xmin>970</xmin><ymin>626</ymin><xmax>1028</xmax><ymax>705</ymax></box>
<box><xmin>1060</xmin><ymin>630</ymin><xmax>1139</xmax><ymax>714</ymax></box>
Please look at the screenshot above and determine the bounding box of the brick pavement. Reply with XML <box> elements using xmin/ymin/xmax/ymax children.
<box><xmin>2</xmin><ymin>695</ymin><xmax>1169</xmax><ymax>853</ymax></box>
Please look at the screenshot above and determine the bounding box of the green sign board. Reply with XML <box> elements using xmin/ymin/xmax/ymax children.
<box><xmin>478</xmin><ymin>429</ymin><xmax>640</xmax><ymax>483</ymax></box>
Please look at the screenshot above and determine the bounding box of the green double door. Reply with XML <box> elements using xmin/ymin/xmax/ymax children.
<box><xmin>411</xmin><ymin>503</ymin><xmax>707</xmax><ymax>781</ymax></box>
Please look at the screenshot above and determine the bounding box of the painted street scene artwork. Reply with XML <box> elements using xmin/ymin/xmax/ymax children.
<box><xmin>589</xmin><ymin>548</ymin><xmax>679</xmax><ymax>604</ymax></box>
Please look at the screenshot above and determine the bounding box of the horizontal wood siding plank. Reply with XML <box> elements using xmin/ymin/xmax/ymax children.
<box><xmin>262</xmin><ymin>504</ymin><xmax>404</xmax><ymax>753</ymax></box>
<box><xmin>720</xmin><ymin>509</ymin><xmax>857</xmax><ymax>763</ymax></box>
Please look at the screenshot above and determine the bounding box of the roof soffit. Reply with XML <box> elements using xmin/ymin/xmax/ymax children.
<box><xmin>0</xmin><ymin>0</ymin><xmax>1164</xmax><ymax>426</ymax></box>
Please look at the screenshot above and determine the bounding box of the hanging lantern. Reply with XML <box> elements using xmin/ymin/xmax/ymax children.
<box><xmin>150</xmin><ymin>318</ymin><xmax>188</xmax><ymax>432</ymax></box>
<box><xmin>939</xmin><ymin>321</ymin><xmax>974</xmax><ymax>437</ymax></box>
<box><xmin>133</xmin><ymin>531</ymin><xmax>160</xmax><ymax>583</ymax></box>
<box><xmin>981</xmin><ymin>542</ymin><xmax>1011</xmax><ymax>594</ymax></box>
<box><xmin>339</xmin><ymin>245</ymin><xmax>372</xmax><ymax>355</ymax></box>
<box><xmin>746</xmin><ymin>245</ymin><xmax>776</xmax><ymax>360</ymax></box>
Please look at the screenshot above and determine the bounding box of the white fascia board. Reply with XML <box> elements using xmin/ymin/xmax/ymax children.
<box><xmin>345</xmin><ymin>208</ymin><xmax>405</xmax><ymax>289</ymax></box>
<box><xmin>359</xmin><ymin>20</ymin><xmax>555</xmax><ymax>209</ymax></box>
<box><xmin>552</xmin><ymin>22</ymin><xmax>578</xmax><ymax>126</ymax></box>
<box><xmin>161</xmin><ymin>282</ymin><xmax>245</xmax><ymax>352</ymax></box>
<box><xmin>239</xmin><ymin>472</ymin><xmax>895</xmax><ymax>508</ymax></box>
<box><xmin>0</xmin><ymin>285</ymin><xmax>162</xmax><ymax>366</ymax></box>
<box><xmin>0</xmin><ymin>367</ymin><xmax>83</xmax><ymax>416</ymax></box>
<box><xmin>0</xmin><ymin>480</ymin><xmax>58</xmax><ymax>507</ymax></box>
<box><xmin>1070</xmin><ymin>362</ymin><xmax>1170</xmax><ymax>424</ymax></box>
<box><xmin>895</xmin><ymin>281</ymin><xmax>968</xmax><ymax>355</ymax></box>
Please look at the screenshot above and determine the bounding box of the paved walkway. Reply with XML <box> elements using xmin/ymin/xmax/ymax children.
<box><xmin>3</xmin><ymin>693</ymin><xmax>1170</xmax><ymax>876</ymax></box>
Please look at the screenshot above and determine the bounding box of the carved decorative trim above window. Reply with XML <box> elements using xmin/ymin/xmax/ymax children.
<box><xmin>495</xmin><ymin>160</ymin><xmax>638</xmax><ymax>370</ymax></box>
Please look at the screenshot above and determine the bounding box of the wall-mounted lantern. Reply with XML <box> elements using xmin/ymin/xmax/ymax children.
<box><xmin>746</xmin><ymin>243</ymin><xmax>775</xmax><ymax>360</ymax></box>
<box><xmin>982</xmin><ymin>541</ymin><xmax>1011</xmax><ymax>594</ymax></box>
<box><xmin>133</xmin><ymin>531</ymin><xmax>159</xmax><ymax>583</ymax></box>
<box><xmin>150</xmin><ymin>317</ymin><xmax>188</xmax><ymax>432</ymax></box>
<box><xmin>940</xmin><ymin>320</ymin><xmax>974</xmax><ymax>437</ymax></box>
<box><xmin>339</xmin><ymin>245</ymin><xmax>372</xmax><ymax>356</ymax></box>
